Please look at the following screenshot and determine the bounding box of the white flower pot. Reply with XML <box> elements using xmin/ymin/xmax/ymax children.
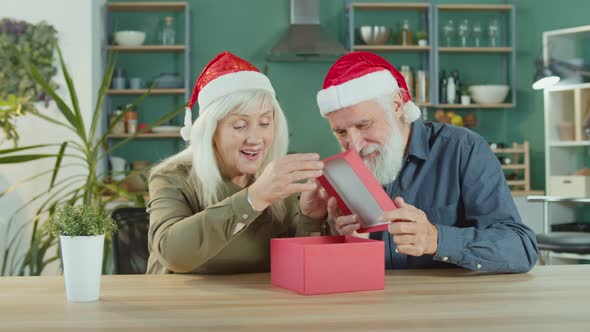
<box><xmin>60</xmin><ymin>234</ymin><xmax>105</xmax><ymax>302</ymax></box>
<box><xmin>418</xmin><ymin>39</ymin><xmax>428</xmax><ymax>46</ymax></box>
<box><xmin>461</xmin><ymin>95</ymin><xmax>471</xmax><ymax>105</ymax></box>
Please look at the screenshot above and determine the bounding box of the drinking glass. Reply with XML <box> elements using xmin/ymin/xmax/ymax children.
<box><xmin>458</xmin><ymin>19</ymin><xmax>470</xmax><ymax>47</ymax></box>
<box><xmin>488</xmin><ymin>19</ymin><xmax>499</xmax><ymax>47</ymax></box>
<box><xmin>442</xmin><ymin>19</ymin><xmax>455</xmax><ymax>47</ymax></box>
<box><xmin>472</xmin><ymin>22</ymin><xmax>482</xmax><ymax>47</ymax></box>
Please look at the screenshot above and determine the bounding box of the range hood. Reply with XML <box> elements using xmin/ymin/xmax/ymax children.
<box><xmin>267</xmin><ymin>0</ymin><xmax>348</xmax><ymax>62</ymax></box>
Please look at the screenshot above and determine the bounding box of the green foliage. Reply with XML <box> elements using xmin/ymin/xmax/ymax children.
<box><xmin>0</xmin><ymin>95</ymin><xmax>35</xmax><ymax>147</ymax></box>
<box><xmin>416</xmin><ymin>30</ymin><xmax>428</xmax><ymax>40</ymax></box>
<box><xmin>0</xmin><ymin>44</ymin><xmax>185</xmax><ymax>276</ymax></box>
<box><xmin>0</xmin><ymin>18</ymin><xmax>58</xmax><ymax>102</ymax></box>
<box><xmin>460</xmin><ymin>86</ymin><xmax>470</xmax><ymax>96</ymax></box>
<box><xmin>47</xmin><ymin>204</ymin><xmax>117</xmax><ymax>237</ymax></box>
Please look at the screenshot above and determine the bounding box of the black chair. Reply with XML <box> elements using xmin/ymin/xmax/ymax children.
<box><xmin>536</xmin><ymin>222</ymin><xmax>590</xmax><ymax>264</ymax></box>
<box><xmin>111</xmin><ymin>207</ymin><xmax>150</xmax><ymax>274</ymax></box>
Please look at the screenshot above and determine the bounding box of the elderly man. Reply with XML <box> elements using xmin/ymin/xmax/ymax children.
<box><xmin>313</xmin><ymin>52</ymin><xmax>538</xmax><ymax>273</ymax></box>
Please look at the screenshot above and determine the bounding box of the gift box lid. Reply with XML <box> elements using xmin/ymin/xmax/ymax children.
<box><xmin>317</xmin><ymin>149</ymin><xmax>396</xmax><ymax>233</ymax></box>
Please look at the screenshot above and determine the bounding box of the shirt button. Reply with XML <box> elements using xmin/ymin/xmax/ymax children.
<box><xmin>242</xmin><ymin>213</ymin><xmax>248</xmax><ymax>220</ymax></box>
<box><xmin>442</xmin><ymin>256</ymin><xmax>449</xmax><ymax>262</ymax></box>
<box><xmin>476</xmin><ymin>264</ymin><xmax>482</xmax><ymax>269</ymax></box>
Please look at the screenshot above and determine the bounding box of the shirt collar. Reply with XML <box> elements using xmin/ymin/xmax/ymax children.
<box><xmin>406</xmin><ymin>119</ymin><xmax>430</xmax><ymax>161</ymax></box>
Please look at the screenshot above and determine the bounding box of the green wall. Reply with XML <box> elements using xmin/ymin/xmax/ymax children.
<box><xmin>110</xmin><ymin>0</ymin><xmax>590</xmax><ymax>191</ymax></box>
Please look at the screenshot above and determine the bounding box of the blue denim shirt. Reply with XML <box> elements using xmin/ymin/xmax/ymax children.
<box><xmin>370</xmin><ymin>120</ymin><xmax>538</xmax><ymax>273</ymax></box>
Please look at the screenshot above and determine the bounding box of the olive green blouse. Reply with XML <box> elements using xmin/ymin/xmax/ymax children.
<box><xmin>146</xmin><ymin>162</ymin><xmax>326</xmax><ymax>274</ymax></box>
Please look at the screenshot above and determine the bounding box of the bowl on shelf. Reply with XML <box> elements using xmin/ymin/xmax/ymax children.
<box><xmin>469</xmin><ymin>85</ymin><xmax>509</xmax><ymax>104</ymax></box>
<box><xmin>114</xmin><ymin>30</ymin><xmax>146</xmax><ymax>46</ymax></box>
<box><xmin>358</xmin><ymin>26</ymin><xmax>391</xmax><ymax>45</ymax></box>
<box><xmin>153</xmin><ymin>73</ymin><xmax>183</xmax><ymax>89</ymax></box>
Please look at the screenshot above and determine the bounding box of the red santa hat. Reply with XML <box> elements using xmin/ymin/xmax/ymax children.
<box><xmin>180</xmin><ymin>51</ymin><xmax>275</xmax><ymax>141</ymax></box>
<box><xmin>316</xmin><ymin>51</ymin><xmax>421</xmax><ymax>122</ymax></box>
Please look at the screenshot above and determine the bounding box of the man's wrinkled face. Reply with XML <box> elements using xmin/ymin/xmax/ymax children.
<box><xmin>327</xmin><ymin>99</ymin><xmax>405</xmax><ymax>185</ymax></box>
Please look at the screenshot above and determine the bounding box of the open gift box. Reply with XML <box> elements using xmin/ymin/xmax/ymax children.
<box><xmin>317</xmin><ymin>149</ymin><xmax>397</xmax><ymax>233</ymax></box>
<box><xmin>271</xmin><ymin>235</ymin><xmax>384</xmax><ymax>295</ymax></box>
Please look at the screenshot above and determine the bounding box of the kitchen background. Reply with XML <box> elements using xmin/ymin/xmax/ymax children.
<box><xmin>2</xmin><ymin>0</ymin><xmax>590</xmax><ymax>274</ymax></box>
<box><xmin>103</xmin><ymin>0</ymin><xmax>588</xmax><ymax>192</ymax></box>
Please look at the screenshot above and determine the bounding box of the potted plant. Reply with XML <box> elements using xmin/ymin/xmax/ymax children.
<box><xmin>0</xmin><ymin>44</ymin><xmax>184</xmax><ymax>277</ymax></box>
<box><xmin>460</xmin><ymin>86</ymin><xmax>471</xmax><ymax>105</ymax></box>
<box><xmin>416</xmin><ymin>30</ymin><xmax>428</xmax><ymax>46</ymax></box>
<box><xmin>47</xmin><ymin>204</ymin><xmax>116</xmax><ymax>302</ymax></box>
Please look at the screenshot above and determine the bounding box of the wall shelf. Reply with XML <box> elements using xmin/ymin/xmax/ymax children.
<box><xmin>435</xmin><ymin>103</ymin><xmax>514</xmax><ymax>109</ymax></box>
<box><xmin>106</xmin><ymin>89</ymin><xmax>186</xmax><ymax>95</ymax></box>
<box><xmin>438</xmin><ymin>47</ymin><xmax>512</xmax><ymax>53</ymax></box>
<box><xmin>107</xmin><ymin>45</ymin><xmax>186</xmax><ymax>52</ymax></box>
<box><xmin>352</xmin><ymin>3</ymin><xmax>429</xmax><ymax>10</ymax></box>
<box><xmin>547</xmin><ymin>82</ymin><xmax>590</xmax><ymax>92</ymax></box>
<box><xmin>107</xmin><ymin>2</ymin><xmax>186</xmax><ymax>11</ymax></box>
<box><xmin>502</xmin><ymin>164</ymin><xmax>526</xmax><ymax>170</ymax></box>
<box><xmin>492</xmin><ymin>142</ymin><xmax>532</xmax><ymax>194</ymax></box>
<box><xmin>107</xmin><ymin>133</ymin><xmax>181</xmax><ymax>139</ymax></box>
<box><xmin>437</xmin><ymin>4</ymin><xmax>513</xmax><ymax>12</ymax></box>
<box><xmin>511</xmin><ymin>190</ymin><xmax>545</xmax><ymax>197</ymax></box>
<box><xmin>492</xmin><ymin>147</ymin><xmax>525</xmax><ymax>154</ymax></box>
<box><xmin>353</xmin><ymin>45</ymin><xmax>430</xmax><ymax>52</ymax></box>
<box><xmin>550</xmin><ymin>141</ymin><xmax>590</xmax><ymax>147</ymax></box>
<box><xmin>507</xmin><ymin>180</ymin><xmax>526</xmax><ymax>186</ymax></box>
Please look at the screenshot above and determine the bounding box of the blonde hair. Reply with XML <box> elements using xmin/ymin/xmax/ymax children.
<box><xmin>150</xmin><ymin>89</ymin><xmax>289</xmax><ymax>221</ymax></box>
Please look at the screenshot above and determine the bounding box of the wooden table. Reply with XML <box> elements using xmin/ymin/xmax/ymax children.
<box><xmin>1</xmin><ymin>265</ymin><xmax>589</xmax><ymax>331</ymax></box>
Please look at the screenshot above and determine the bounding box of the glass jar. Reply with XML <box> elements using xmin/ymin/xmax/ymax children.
<box><xmin>110</xmin><ymin>110</ymin><xmax>125</xmax><ymax>135</ymax></box>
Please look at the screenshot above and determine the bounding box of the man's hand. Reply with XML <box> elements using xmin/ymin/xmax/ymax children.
<box><xmin>300</xmin><ymin>179</ymin><xmax>329</xmax><ymax>219</ymax></box>
<box><xmin>382</xmin><ymin>197</ymin><xmax>438</xmax><ymax>256</ymax></box>
<box><xmin>328</xmin><ymin>197</ymin><xmax>360</xmax><ymax>235</ymax></box>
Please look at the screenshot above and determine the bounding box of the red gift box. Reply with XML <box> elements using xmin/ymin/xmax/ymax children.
<box><xmin>317</xmin><ymin>149</ymin><xmax>397</xmax><ymax>233</ymax></box>
<box><xmin>271</xmin><ymin>235</ymin><xmax>384</xmax><ymax>295</ymax></box>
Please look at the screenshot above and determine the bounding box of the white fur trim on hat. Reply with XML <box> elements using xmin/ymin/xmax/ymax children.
<box><xmin>198</xmin><ymin>71</ymin><xmax>275</xmax><ymax>112</ymax></box>
<box><xmin>317</xmin><ymin>70</ymin><xmax>398</xmax><ymax>116</ymax></box>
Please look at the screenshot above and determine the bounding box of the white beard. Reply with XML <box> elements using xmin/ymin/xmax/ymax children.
<box><xmin>360</xmin><ymin>124</ymin><xmax>405</xmax><ymax>186</ymax></box>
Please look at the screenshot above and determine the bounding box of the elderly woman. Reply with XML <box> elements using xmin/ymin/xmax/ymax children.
<box><xmin>147</xmin><ymin>52</ymin><xmax>327</xmax><ymax>274</ymax></box>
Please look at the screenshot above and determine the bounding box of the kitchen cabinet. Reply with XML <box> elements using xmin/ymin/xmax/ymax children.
<box><xmin>346</xmin><ymin>1</ymin><xmax>515</xmax><ymax>110</ymax></box>
<box><xmin>105</xmin><ymin>1</ymin><xmax>190</xmax><ymax>138</ymax></box>
<box><xmin>102</xmin><ymin>1</ymin><xmax>190</xmax><ymax>200</ymax></box>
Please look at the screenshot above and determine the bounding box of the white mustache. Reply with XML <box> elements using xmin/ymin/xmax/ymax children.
<box><xmin>360</xmin><ymin>144</ymin><xmax>381</xmax><ymax>157</ymax></box>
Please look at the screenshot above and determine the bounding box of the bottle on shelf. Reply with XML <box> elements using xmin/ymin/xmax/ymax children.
<box><xmin>124</xmin><ymin>104</ymin><xmax>138</xmax><ymax>134</ymax></box>
<box><xmin>162</xmin><ymin>16</ymin><xmax>176</xmax><ymax>45</ymax></box>
<box><xmin>440</xmin><ymin>70</ymin><xmax>448</xmax><ymax>104</ymax></box>
<box><xmin>400</xmin><ymin>65</ymin><xmax>413</xmax><ymax>98</ymax></box>
<box><xmin>447</xmin><ymin>75</ymin><xmax>456</xmax><ymax>104</ymax></box>
<box><xmin>452</xmin><ymin>70</ymin><xmax>461</xmax><ymax>105</ymax></box>
<box><xmin>415</xmin><ymin>70</ymin><xmax>428</xmax><ymax>104</ymax></box>
<box><xmin>398</xmin><ymin>19</ymin><xmax>413</xmax><ymax>46</ymax></box>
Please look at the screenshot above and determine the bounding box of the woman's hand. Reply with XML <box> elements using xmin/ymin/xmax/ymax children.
<box><xmin>300</xmin><ymin>178</ymin><xmax>329</xmax><ymax>219</ymax></box>
<box><xmin>248</xmin><ymin>153</ymin><xmax>324</xmax><ymax>211</ymax></box>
